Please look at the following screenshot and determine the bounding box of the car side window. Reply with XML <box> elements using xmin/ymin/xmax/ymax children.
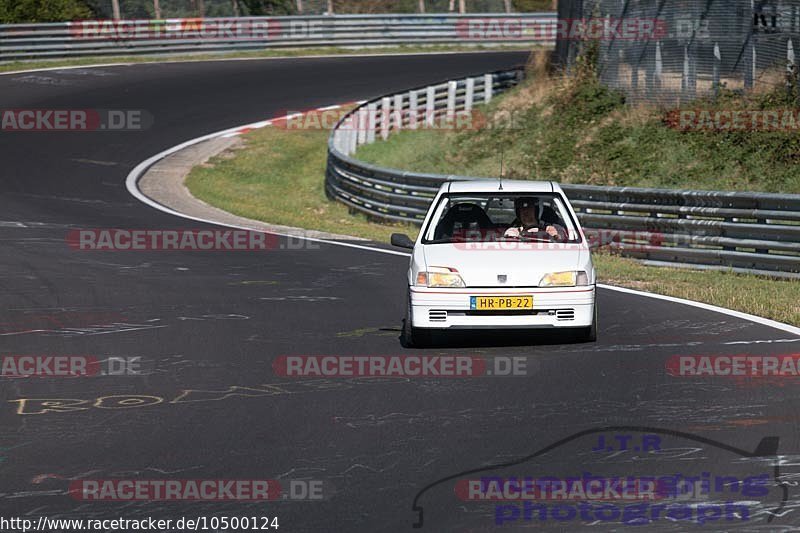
<box><xmin>550</xmin><ymin>197</ymin><xmax>579</xmax><ymax>240</ymax></box>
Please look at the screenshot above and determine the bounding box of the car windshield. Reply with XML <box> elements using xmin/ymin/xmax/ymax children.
<box><xmin>421</xmin><ymin>193</ymin><xmax>581</xmax><ymax>244</ymax></box>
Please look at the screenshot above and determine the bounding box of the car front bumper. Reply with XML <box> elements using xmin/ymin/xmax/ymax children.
<box><xmin>409</xmin><ymin>286</ymin><xmax>595</xmax><ymax>330</ymax></box>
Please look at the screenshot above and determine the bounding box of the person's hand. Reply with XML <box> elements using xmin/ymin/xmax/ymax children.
<box><xmin>504</xmin><ymin>227</ymin><xmax>521</xmax><ymax>239</ymax></box>
<box><xmin>545</xmin><ymin>225</ymin><xmax>559</xmax><ymax>238</ymax></box>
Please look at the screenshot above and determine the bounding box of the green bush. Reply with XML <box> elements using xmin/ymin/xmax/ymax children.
<box><xmin>0</xmin><ymin>0</ymin><xmax>92</xmax><ymax>22</ymax></box>
<box><xmin>512</xmin><ymin>0</ymin><xmax>552</xmax><ymax>12</ymax></box>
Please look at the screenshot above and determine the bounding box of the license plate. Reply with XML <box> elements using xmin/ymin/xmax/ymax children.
<box><xmin>470</xmin><ymin>295</ymin><xmax>533</xmax><ymax>310</ymax></box>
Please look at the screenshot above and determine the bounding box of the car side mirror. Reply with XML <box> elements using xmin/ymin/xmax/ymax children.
<box><xmin>391</xmin><ymin>233</ymin><xmax>415</xmax><ymax>249</ymax></box>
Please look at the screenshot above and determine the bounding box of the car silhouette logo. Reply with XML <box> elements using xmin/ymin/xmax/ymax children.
<box><xmin>410</xmin><ymin>425</ymin><xmax>786</xmax><ymax>529</ymax></box>
<box><xmin>497</xmin><ymin>275</ymin><xmax>507</xmax><ymax>283</ymax></box>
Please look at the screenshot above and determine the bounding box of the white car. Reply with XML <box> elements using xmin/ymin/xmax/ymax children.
<box><xmin>391</xmin><ymin>179</ymin><xmax>596</xmax><ymax>346</ymax></box>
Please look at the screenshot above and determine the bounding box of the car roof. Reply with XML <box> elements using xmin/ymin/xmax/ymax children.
<box><xmin>439</xmin><ymin>179</ymin><xmax>560</xmax><ymax>194</ymax></box>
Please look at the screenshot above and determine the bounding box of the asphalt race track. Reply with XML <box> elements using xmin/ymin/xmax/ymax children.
<box><xmin>1</xmin><ymin>52</ymin><xmax>800</xmax><ymax>531</ymax></box>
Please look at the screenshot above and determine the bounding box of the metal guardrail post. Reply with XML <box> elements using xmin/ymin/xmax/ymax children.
<box><xmin>366</xmin><ymin>103</ymin><xmax>377</xmax><ymax>144</ymax></box>
<box><xmin>465</xmin><ymin>77</ymin><xmax>475</xmax><ymax>111</ymax></box>
<box><xmin>409</xmin><ymin>90</ymin><xmax>419</xmax><ymax>130</ymax></box>
<box><xmin>393</xmin><ymin>94</ymin><xmax>404</xmax><ymax>130</ymax></box>
<box><xmin>446</xmin><ymin>81</ymin><xmax>457</xmax><ymax>117</ymax></box>
<box><xmin>425</xmin><ymin>86</ymin><xmax>436</xmax><ymax>126</ymax></box>
<box><xmin>380</xmin><ymin>97</ymin><xmax>391</xmax><ymax>140</ymax></box>
<box><xmin>347</xmin><ymin>116</ymin><xmax>358</xmax><ymax>154</ymax></box>
<box><xmin>357</xmin><ymin>107</ymin><xmax>368</xmax><ymax>145</ymax></box>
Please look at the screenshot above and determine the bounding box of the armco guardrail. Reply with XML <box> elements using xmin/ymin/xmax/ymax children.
<box><xmin>325</xmin><ymin>69</ymin><xmax>800</xmax><ymax>277</ymax></box>
<box><xmin>0</xmin><ymin>14</ymin><xmax>555</xmax><ymax>62</ymax></box>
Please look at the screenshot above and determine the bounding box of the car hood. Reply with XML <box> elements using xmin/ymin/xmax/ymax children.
<box><xmin>421</xmin><ymin>243</ymin><xmax>584</xmax><ymax>287</ymax></box>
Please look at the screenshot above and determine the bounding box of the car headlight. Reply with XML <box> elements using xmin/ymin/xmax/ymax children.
<box><xmin>416</xmin><ymin>267</ymin><xmax>466</xmax><ymax>288</ymax></box>
<box><xmin>539</xmin><ymin>271</ymin><xmax>589</xmax><ymax>287</ymax></box>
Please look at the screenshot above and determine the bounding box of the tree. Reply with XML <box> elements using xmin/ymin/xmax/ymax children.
<box><xmin>238</xmin><ymin>0</ymin><xmax>294</xmax><ymax>15</ymax></box>
<box><xmin>511</xmin><ymin>0</ymin><xmax>552</xmax><ymax>11</ymax></box>
<box><xmin>0</xmin><ymin>0</ymin><xmax>92</xmax><ymax>22</ymax></box>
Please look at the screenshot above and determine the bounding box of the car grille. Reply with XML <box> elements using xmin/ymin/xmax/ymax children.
<box><xmin>430</xmin><ymin>309</ymin><xmax>576</xmax><ymax>320</ymax></box>
<box><xmin>465</xmin><ymin>310</ymin><xmax>538</xmax><ymax>316</ymax></box>
<box><xmin>555</xmin><ymin>309</ymin><xmax>575</xmax><ymax>321</ymax></box>
<box><xmin>428</xmin><ymin>310</ymin><xmax>447</xmax><ymax>322</ymax></box>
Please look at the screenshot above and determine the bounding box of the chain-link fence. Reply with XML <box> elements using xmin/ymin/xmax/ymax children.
<box><xmin>555</xmin><ymin>0</ymin><xmax>800</xmax><ymax>104</ymax></box>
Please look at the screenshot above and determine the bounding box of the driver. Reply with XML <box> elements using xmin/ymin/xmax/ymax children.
<box><xmin>503</xmin><ymin>197</ymin><xmax>565</xmax><ymax>240</ymax></box>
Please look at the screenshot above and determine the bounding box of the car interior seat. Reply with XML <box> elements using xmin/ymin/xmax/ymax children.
<box><xmin>434</xmin><ymin>202</ymin><xmax>493</xmax><ymax>240</ymax></box>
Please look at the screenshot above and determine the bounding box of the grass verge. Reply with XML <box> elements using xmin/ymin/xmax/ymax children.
<box><xmin>186</xmin><ymin>126</ymin><xmax>417</xmax><ymax>242</ymax></box>
<box><xmin>593</xmin><ymin>254</ymin><xmax>800</xmax><ymax>326</ymax></box>
<box><xmin>186</xmin><ymin>123</ymin><xmax>800</xmax><ymax>327</ymax></box>
<box><xmin>356</xmin><ymin>51</ymin><xmax>800</xmax><ymax>193</ymax></box>
<box><xmin>0</xmin><ymin>44</ymin><xmax>535</xmax><ymax>74</ymax></box>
